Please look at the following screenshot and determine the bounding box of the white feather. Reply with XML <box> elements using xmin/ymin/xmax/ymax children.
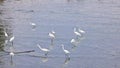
<box><xmin>37</xmin><ymin>44</ymin><xmax>49</xmax><ymax>52</ymax></box>
<box><xmin>9</xmin><ymin>36</ymin><xmax>15</xmax><ymax>42</ymax></box>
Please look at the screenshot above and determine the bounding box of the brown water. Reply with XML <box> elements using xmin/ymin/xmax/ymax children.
<box><xmin>0</xmin><ymin>0</ymin><xmax>120</xmax><ymax>68</ymax></box>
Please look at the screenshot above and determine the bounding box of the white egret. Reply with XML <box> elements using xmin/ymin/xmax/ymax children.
<box><xmin>51</xmin><ymin>30</ymin><xmax>55</xmax><ymax>34</ymax></box>
<box><xmin>48</xmin><ymin>33</ymin><xmax>55</xmax><ymax>39</ymax></box>
<box><xmin>61</xmin><ymin>44</ymin><xmax>70</xmax><ymax>58</ymax></box>
<box><xmin>30</xmin><ymin>22</ymin><xmax>36</xmax><ymax>30</ymax></box>
<box><xmin>37</xmin><ymin>44</ymin><xmax>50</xmax><ymax>55</ymax></box>
<box><xmin>9</xmin><ymin>36</ymin><xmax>14</xmax><ymax>46</ymax></box>
<box><xmin>9</xmin><ymin>47</ymin><xmax>14</xmax><ymax>66</ymax></box>
<box><xmin>71</xmin><ymin>39</ymin><xmax>76</xmax><ymax>44</ymax></box>
<box><xmin>70</xmin><ymin>38</ymin><xmax>81</xmax><ymax>51</ymax></box>
<box><xmin>9</xmin><ymin>47</ymin><xmax>15</xmax><ymax>57</ymax></box>
<box><xmin>4</xmin><ymin>28</ymin><xmax>8</xmax><ymax>37</ymax></box>
<box><xmin>70</xmin><ymin>39</ymin><xmax>78</xmax><ymax>46</ymax></box>
<box><xmin>9</xmin><ymin>36</ymin><xmax>14</xmax><ymax>42</ymax></box>
<box><xmin>9</xmin><ymin>51</ymin><xmax>14</xmax><ymax>57</ymax></box>
<box><xmin>48</xmin><ymin>30</ymin><xmax>56</xmax><ymax>39</ymax></box>
<box><xmin>48</xmin><ymin>31</ymin><xmax>56</xmax><ymax>45</ymax></box>
<box><xmin>78</xmin><ymin>28</ymin><xmax>85</xmax><ymax>34</ymax></box>
<box><xmin>4</xmin><ymin>31</ymin><xmax>8</xmax><ymax>37</ymax></box>
<box><xmin>30</xmin><ymin>22</ymin><xmax>36</xmax><ymax>27</ymax></box>
<box><xmin>74</xmin><ymin>27</ymin><xmax>81</xmax><ymax>36</ymax></box>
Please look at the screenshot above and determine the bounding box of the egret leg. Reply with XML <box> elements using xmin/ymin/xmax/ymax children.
<box><xmin>64</xmin><ymin>57</ymin><xmax>70</xmax><ymax>64</ymax></box>
<box><xmin>65</xmin><ymin>54</ymin><xmax>70</xmax><ymax>59</ymax></box>
<box><xmin>11</xmin><ymin>41</ymin><xmax>13</xmax><ymax>46</ymax></box>
<box><xmin>45</xmin><ymin>52</ymin><xmax>49</xmax><ymax>56</ymax></box>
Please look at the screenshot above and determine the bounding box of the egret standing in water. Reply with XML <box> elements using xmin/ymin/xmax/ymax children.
<box><xmin>4</xmin><ymin>31</ymin><xmax>8</xmax><ymax>37</ymax></box>
<box><xmin>48</xmin><ymin>30</ymin><xmax>56</xmax><ymax>47</ymax></box>
<box><xmin>71</xmin><ymin>39</ymin><xmax>78</xmax><ymax>47</ymax></box>
<box><xmin>37</xmin><ymin>44</ymin><xmax>50</xmax><ymax>56</ymax></box>
<box><xmin>4</xmin><ymin>31</ymin><xmax>8</xmax><ymax>45</ymax></box>
<box><xmin>78</xmin><ymin>28</ymin><xmax>85</xmax><ymax>37</ymax></box>
<box><xmin>78</xmin><ymin>28</ymin><xmax>85</xmax><ymax>34</ymax></box>
<box><xmin>9</xmin><ymin>46</ymin><xmax>14</xmax><ymax>65</ymax></box>
<box><xmin>61</xmin><ymin>44</ymin><xmax>70</xmax><ymax>58</ymax></box>
<box><xmin>48</xmin><ymin>30</ymin><xmax>56</xmax><ymax>40</ymax></box>
<box><xmin>74</xmin><ymin>27</ymin><xmax>81</xmax><ymax>39</ymax></box>
<box><xmin>9</xmin><ymin>47</ymin><xmax>15</xmax><ymax>57</ymax></box>
<box><xmin>4</xmin><ymin>28</ymin><xmax>8</xmax><ymax>37</ymax></box>
<box><xmin>9</xmin><ymin>36</ymin><xmax>15</xmax><ymax>46</ymax></box>
<box><xmin>3</xmin><ymin>28</ymin><xmax>9</xmax><ymax>45</ymax></box>
<box><xmin>70</xmin><ymin>38</ymin><xmax>81</xmax><ymax>51</ymax></box>
<box><xmin>30</xmin><ymin>22</ymin><xmax>36</xmax><ymax>30</ymax></box>
<box><xmin>8</xmin><ymin>46</ymin><xmax>16</xmax><ymax>66</ymax></box>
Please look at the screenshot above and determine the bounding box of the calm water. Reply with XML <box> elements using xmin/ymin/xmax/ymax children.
<box><xmin>0</xmin><ymin>0</ymin><xmax>120</xmax><ymax>68</ymax></box>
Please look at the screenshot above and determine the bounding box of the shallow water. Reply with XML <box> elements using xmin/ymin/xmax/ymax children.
<box><xmin>0</xmin><ymin>0</ymin><xmax>120</xmax><ymax>68</ymax></box>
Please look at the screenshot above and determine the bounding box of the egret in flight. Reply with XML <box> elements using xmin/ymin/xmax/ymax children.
<box><xmin>37</xmin><ymin>44</ymin><xmax>50</xmax><ymax>56</ymax></box>
<box><xmin>61</xmin><ymin>44</ymin><xmax>70</xmax><ymax>58</ymax></box>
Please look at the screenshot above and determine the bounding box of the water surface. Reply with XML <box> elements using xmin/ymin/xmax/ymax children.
<box><xmin>0</xmin><ymin>0</ymin><xmax>120</xmax><ymax>68</ymax></box>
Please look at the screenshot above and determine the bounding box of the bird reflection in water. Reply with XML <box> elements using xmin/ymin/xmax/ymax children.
<box><xmin>9</xmin><ymin>46</ymin><xmax>15</xmax><ymax>66</ymax></box>
<box><xmin>27</xmin><ymin>54</ymin><xmax>49</xmax><ymax>63</ymax></box>
<box><xmin>62</xmin><ymin>57</ymin><xmax>71</xmax><ymax>68</ymax></box>
<box><xmin>64</xmin><ymin>57</ymin><xmax>70</xmax><ymax>65</ymax></box>
<box><xmin>40</xmin><ymin>56</ymin><xmax>48</xmax><ymax>63</ymax></box>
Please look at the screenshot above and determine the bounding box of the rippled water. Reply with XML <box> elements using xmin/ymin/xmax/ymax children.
<box><xmin>0</xmin><ymin>0</ymin><xmax>120</xmax><ymax>68</ymax></box>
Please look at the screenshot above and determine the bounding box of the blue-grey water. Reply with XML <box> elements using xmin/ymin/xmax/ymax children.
<box><xmin>0</xmin><ymin>0</ymin><xmax>120</xmax><ymax>68</ymax></box>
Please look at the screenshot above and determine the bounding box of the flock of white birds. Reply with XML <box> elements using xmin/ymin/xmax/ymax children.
<box><xmin>3</xmin><ymin>22</ymin><xmax>86</xmax><ymax>63</ymax></box>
